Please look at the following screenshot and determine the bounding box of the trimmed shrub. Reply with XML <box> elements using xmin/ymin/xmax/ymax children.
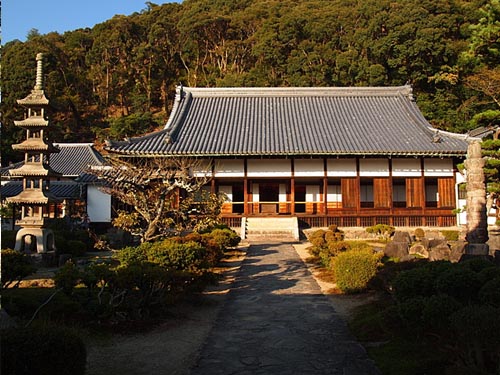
<box><xmin>334</xmin><ymin>249</ymin><xmax>382</xmax><ymax>293</ymax></box>
<box><xmin>421</xmin><ymin>294</ymin><xmax>462</xmax><ymax>332</ymax></box>
<box><xmin>366</xmin><ymin>224</ymin><xmax>395</xmax><ymax>240</ymax></box>
<box><xmin>1</xmin><ymin>324</ymin><xmax>87</xmax><ymax>375</ymax></box>
<box><xmin>1</xmin><ymin>249</ymin><xmax>36</xmax><ymax>289</ymax></box>
<box><xmin>208</xmin><ymin>228</ymin><xmax>241</xmax><ymax>249</ymax></box>
<box><xmin>308</xmin><ymin>229</ymin><xmax>326</xmax><ymax>250</ymax></box>
<box><xmin>146</xmin><ymin>239</ymin><xmax>206</xmax><ymax>271</ymax></box>
<box><xmin>396</xmin><ymin>296</ymin><xmax>427</xmax><ymax>326</ymax></box>
<box><xmin>414</xmin><ymin>228</ymin><xmax>425</xmax><ymax>240</ymax></box>
<box><xmin>459</xmin><ymin>257</ymin><xmax>495</xmax><ymax>273</ymax></box>
<box><xmin>65</xmin><ymin>240</ymin><xmax>87</xmax><ymax>257</ymax></box>
<box><xmin>114</xmin><ymin>243</ymin><xmax>151</xmax><ymax>266</ymax></box>
<box><xmin>477</xmin><ymin>266</ymin><xmax>500</xmax><ymax>284</ymax></box>
<box><xmin>450</xmin><ymin>305</ymin><xmax>500</xmax><ymax>373</ymax></box>
<box><xmin>435</xmin><ymin>268</ymin><xmax>481</xmax><ymax>304</ymax></box>
<box><xmin>479</xmin><ymin>277</ymin><xmax>500</xmax><ymax>308</ymax></box>
<box><xmin>393</xmin><ymin>261</ymin><xmax>454</xmax><ymax>302</ymax></box>
<box><xmin>441</xmin><ymin>230</ymin><xmax>459</xmax><ymax>241</ymax></box>
<box><xmin>54</xmin><ymin>261</ymin><xmax>81</xmax><ymax>295</ymax></box>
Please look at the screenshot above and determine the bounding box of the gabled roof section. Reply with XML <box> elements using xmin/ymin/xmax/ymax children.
<box><xmin>105</xmin><ymin>85</ymin><xmax>472</xmax><ymax>157</ymax></box>
<box><xmin>1</xmin><ymin>143</ymin><xmax>106</xmax><ymax>178</ymax></box>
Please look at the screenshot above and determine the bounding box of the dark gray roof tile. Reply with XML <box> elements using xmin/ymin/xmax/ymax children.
<box><xmin>106</xmin><ymin>86</ymin><xmax>472</xmax><ymax>157</ymax></box>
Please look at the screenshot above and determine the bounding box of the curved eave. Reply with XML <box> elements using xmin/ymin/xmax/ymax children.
<box><xmin>17</xmin><ymin>90</ymin><xmax>49</xmax><ymax>106</ymax></box>
<box><xmin>14</xmin><ymin>118</ymin><xmax>49</xmax><ymax>127</ymax></box>
<box><xmin>104</xmin><ymin>148</ymin><xmax>467</xmax><ymax>158</ymax></box>
<box><xmin>9</xmin><ymin>164</ymin><xmax>62</xmax><ymax>177</ymax></box>
<box><xmin>12</xmin><ymin>143</ymin><xmax>60</xmax><ymax>153</ymax></box>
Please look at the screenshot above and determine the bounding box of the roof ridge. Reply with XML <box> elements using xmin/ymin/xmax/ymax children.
<box><xmin>182</xmin><ymin>85</ymin><xmax>413</xmax><ymax>98</ymax></box>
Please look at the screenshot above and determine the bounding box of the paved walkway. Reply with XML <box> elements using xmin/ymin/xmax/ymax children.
<box><xmin>190</xmin><ymin>242</ymin><xmax>380</xmax><ymax>375</ymax></box>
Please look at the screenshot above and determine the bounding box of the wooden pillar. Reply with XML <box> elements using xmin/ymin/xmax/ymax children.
<box><xmin>323</xmin><ymin>157</ymin><xmax>328</xmax><ymax>226</ymax></box>
<box><xmin>421</xmin><ymin>158</ymin><xmax>426</xmax><ymax>226</ymax></box>
<box><xmin>243</xmin><ymin>177</ymin><xmax>248</xmax><ymax>215</ymax></box>
<box><xmin>291</xmin><ymin>159</ymin><xmax>295</xmax><ymax>215</ymax></box>
<box><xmin>243</xmin><ymin>159</ymin><xmax>248</xmax><ymax>215</ymax></box>
<box><xmin>356</xmin><ymin>157</ymin><xmax>361</xmax><ymax>226</ymax></box>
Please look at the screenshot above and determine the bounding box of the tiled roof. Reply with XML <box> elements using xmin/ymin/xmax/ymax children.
<box><xmin>51</xmin><ymin>143</ymin><xmax>106</xmax><ymax>176</ymax></box>
<box><xmin>1</xmin><ymin>143</ymin><xmax>105</xmax><ymax>178</ymax></box>
<box><xmin>1</xmin><ymin>181</ymin><xmax>82</xmax><ymax>199</ymax></box>
<box><xmin>106</xmin><ymin>85</ymin><xmax>472</xmax><ymax>157</ymax></box>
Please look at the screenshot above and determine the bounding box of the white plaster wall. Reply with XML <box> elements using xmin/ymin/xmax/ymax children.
<box><xmin>424</xmin><ymin>159</ymin><xmax>454</xmax><ymax>176</ymax></box>
<box><xmin>294</xmin><ymin>159</ymin><xmax>324</xmax><ymax>177</ymax></box>
<box><xmin>455</xmin><ymin>171</ymin><xmax>466</xmax><ymax>184</ymax></box>
<box><xmin>327</xmin><ymin>159</ymin><xmax>357</xmax><ymax>177</ymax></box>
<box><xmin>327</xmin><ymin>185</ymin><xmax>341</xmax><ymax>202</ymax></box>
<box><xmin>359</xmin><ymin>159</ymin><xmax>389</xmax><ymax>177</ymax></box>
<box><xmin>192</xmin><ymin>160</ymin><xmax>213</xmax><ymax>177</ymax></box>
<box><xmin>87</xmin><ymin>186</ymin><xmax>111</xmax><ymax>223</ymax></box>
<box><xmin>279</xmin><ymin>184</ymin><xmax>287</xmax><ymax>202</ymax></box>
<box><xmin>252</xmin><ymin>183</ymin><xmax>259</xmax><ymax>202</ymax></box>
<box><xmin>392</xmin><ymin>159</ymin><xmax>422</xmax><ymax>177</ymax></box>
<box><xmin>306</xmin><ymin>185</ymin><xmax>320</xmax><ymax>202</ymax></box>
<box><xmin>219</xmin><ymin>185</ymin><xmax>233</xmax><ymax>202</ymax></box>
<box><xmin>247</xmin><ymin>159</ymin><xmax>291</xmax><ymax>177</ymax></box>
<box><xmin>214</xmin><ymin>159</ymin><xmax>244</xmax><ymax>177</ymax></box>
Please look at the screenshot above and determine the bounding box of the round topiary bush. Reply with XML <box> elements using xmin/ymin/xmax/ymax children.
<box><xmin>1</xmin><ymin>324</ymin><xmax>87</xmax><ymax>375</ymax></box>
<box><xmin>333</xmin><ymin>249</ymin><xmax>382</xmax><ymax>294</ymax></box>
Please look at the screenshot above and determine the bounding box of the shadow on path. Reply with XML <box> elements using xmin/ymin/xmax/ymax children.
<box><xmin>190</xmin><ymin>241</ymin><xmax>380</xmax><ymax>375</ymax></box>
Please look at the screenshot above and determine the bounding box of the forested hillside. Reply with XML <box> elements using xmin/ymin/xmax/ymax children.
<box><xmin>1</xmin><ymin>0</ymin><xmax>499</xmax><ymax>164</ymax></box>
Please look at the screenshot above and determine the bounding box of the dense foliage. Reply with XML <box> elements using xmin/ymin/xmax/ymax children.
<box><xmin>0</xmin><ymin>249</ymin><xmax>36</xmax><ymax>289</ymax></box>
<box><xmin>50</xmin><ymin>226</ymin><xmax>240</xmax><ymax>320</ymax></box>
<box><xmin>1</xmin><ymin>0</ymin><xmax>498</xmax><ymax>165</ymax></box>
<box><xmin>1</xmin><ymin>324</ymin><xmax>87</xmax><ymax>375</ymax></box>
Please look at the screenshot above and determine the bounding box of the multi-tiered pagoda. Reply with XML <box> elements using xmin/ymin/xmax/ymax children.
<box><xmin>7</xmin><ymin>53</ymin><xmax>61</xmax><ymax>254</ymax></box>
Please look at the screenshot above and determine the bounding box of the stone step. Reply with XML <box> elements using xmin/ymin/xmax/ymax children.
<box><xmin>243</xmin><ymin>217</ymin><xmax>299</xmax><ymax>241</ymax></box>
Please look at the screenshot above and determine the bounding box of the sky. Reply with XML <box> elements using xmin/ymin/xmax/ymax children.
<box><xmin>2</xmin><ymin>1</ymin><xmax>177</xmax><ymax>44</ymax></box>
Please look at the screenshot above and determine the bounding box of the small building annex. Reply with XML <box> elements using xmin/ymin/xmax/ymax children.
<box><xmin>105</xmin><ymin>85</ymin><xmax>473</xmax><ymax>230</ymax></box>
<box><xmin>1</xmin><ymin>143</ymin><xmax>112</xmax><ymax>230</ymax></box>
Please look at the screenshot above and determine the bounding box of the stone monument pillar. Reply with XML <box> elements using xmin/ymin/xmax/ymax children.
<box><xmin>464</xmin><ymin>141</ymin><xmax>489</xmax><ymax>255</ymax></box>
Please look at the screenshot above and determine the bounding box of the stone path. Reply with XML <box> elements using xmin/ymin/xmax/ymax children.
<box><xmin>190</xmin><ymin>242</ymin><xmax>380</xmax><ymax>375</ymax></box>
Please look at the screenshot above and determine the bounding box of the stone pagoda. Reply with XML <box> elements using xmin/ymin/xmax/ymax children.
<box><xmin>7</xmin><ymin>53</ymin><xmax>61</xmax><ymax>254</ymax></box>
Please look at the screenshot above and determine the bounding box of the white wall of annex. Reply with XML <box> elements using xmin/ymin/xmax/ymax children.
<box><xmin>327</xmin><ymin>159</ymin><xmax>357</xmax><ymax>177</ymax></box>
<box><xmin>392</xmin><ymin>159</ymin><xmax>422</xmax><ymax>177</ymax></box>
<box><xmin>359</xmin><ymin>159</ymin><xmax>389</xmax><ymax>176</ymax></box>
<box><xmin>87</xmin><ymin>186</ymin><xmax>111</xmax><ymax>223</ymax></box>
<box><xmin>294</xmin><ymin>159</ymin><xmax>324</xmax><ymax>177</ymax></box>
<box><xmin>247</xmin><ymin>159</ymin><xmax>291</xmax><ymax>177</ymax></box>
<box><xmin>424</xmin><ymin>159</ymin><xmax>454</xmax><ymax>176</ymax></box>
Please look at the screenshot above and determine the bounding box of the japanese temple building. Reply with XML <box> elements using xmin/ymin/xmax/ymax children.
<box><xmin>105</xmin><ymin>85</ymin><xmax>474</xmax><ymax>230</ymax></box>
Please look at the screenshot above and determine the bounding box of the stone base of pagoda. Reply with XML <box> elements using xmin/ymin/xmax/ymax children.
<box><xmin>14</xmin><ymin>227</ymin><xmax>56</xmax><ymax>254</ymax></box>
